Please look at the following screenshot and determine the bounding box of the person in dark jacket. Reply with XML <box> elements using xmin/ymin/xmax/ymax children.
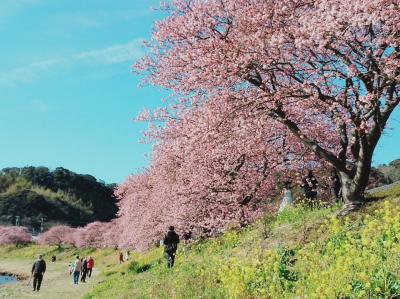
<box><xmin>80</xmin><ymin>258</ymin><xmax>88</xmax><ymax>282</ymax></box>
<box><xmin>31</xmin><ymin>255</ymin><xmax>46</xmax><ymax>292</ymax></box>
<box><xmin>300</xmin><ymin>170</ymin><xmax>318</xmax><ymax>201</ymax></box>
<box><xmin>330</xmin><ymin>169</ymin><xmax>341</xmax><ymax>201</ymax></box>
<box><xmin>163</xmin><ymin>226</ymin><xmax>180</xmax><ymax>268</ymax></box>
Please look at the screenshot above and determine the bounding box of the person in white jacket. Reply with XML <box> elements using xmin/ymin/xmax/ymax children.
<box><xmin>278</xmin><ymin>181</ymin><xmax>294</xmax><ymax>212</ymax></box>
<box><xmin>72</xmin><ymin>256</ymin><xmax>82</xmax><ymax>285</ymax></box>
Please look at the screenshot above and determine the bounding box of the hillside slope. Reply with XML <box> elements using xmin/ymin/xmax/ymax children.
<box><xmin>377</xmin><ymin>159</ymin><xmax>400</xmax><ymax>183</ymax></box>
<box><xmin>0</xmin><ymin>167</ymin><xmax>117</xmax><ymax>230</ymax></box>
<box><xmin>85</xmin><ymin>184</ymin><xmax>400</xmax><ymax>299</ymax></box>
<box><xmin>0</xmin><ymin>189</ymin><xmax>94</xmax><ymax>231</ymax></box>
<box><xmin>1</xmin><ymin>184</ymin><xmax>399</xmax><ymax>299</ymax></box>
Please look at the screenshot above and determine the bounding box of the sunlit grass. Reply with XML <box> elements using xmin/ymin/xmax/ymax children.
<box><xmin>3</xmin><ymin>185</ymin><xmax>400</xmax><ymax>298</ymax></box>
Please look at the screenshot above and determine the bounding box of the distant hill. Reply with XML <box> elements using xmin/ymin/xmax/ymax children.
<box><xmin>376</xmin><ymin>159</ymin><xmax>400</xmax><ymax>183</ymax></box>
<box><xmin>365</xmin><ymin>158</ymin><xmax>399</xmax><ymax>189</ymax></box>
<box><xmin>0</xmin><ymin>166</ymin><xmax>118</xmax><ymax>232</ymax></box>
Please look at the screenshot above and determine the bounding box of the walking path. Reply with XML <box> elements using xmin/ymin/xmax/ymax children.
<box><xmin>0</xmin><ymin>259</ymin><xmax>99</xmax><ymax>299</ymax></box>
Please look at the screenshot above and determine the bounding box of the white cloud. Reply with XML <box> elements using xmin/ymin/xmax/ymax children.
<box><xmin>0</xmin><ymin>58</ymin><xmax>63</xmax><ymax>87</ymax></box>
<box><xmin>0</xmin><ymin>39</ymin><xmax>144</xmax><ymax>87</ymax></box>
<box><xmin>75</xmin><ymin>39</ymin><xmax>144</xmax><ymax>65</ymax></box>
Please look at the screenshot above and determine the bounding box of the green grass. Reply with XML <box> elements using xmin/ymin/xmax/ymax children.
<box><xmin>368</xmin><ymin>181</ymin><xmax>400</xmax><ymax>201</ymax></box>
<box><xmin>0</xmin><ymin>243</ymin><xmax>114</xmax><ymax>268</ymax></box>
<box><xmin>2</xmin><ymin>184</ymin><xmax>400</xmax><ymax>298</ymax></box>
<box><xmin>84</xmin><ymin>186</ymin><xmax>400</xmax><ymax>299</ymax></box>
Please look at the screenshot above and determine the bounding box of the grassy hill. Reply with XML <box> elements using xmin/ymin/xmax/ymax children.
<box><xmin>0</xmin><ymin>187</ymin><xmax>94</xmax><ymax>231</ymax></box>
<box><xmin>377</xmin><ymin>159</ymin><xmax>400</xmax><ymax>183</ymax></box>
<box><xmin>0</xmin><ymin>167</ymin><xmax>117</xmax><ymax>231</ymax></box>
<box><xmin>2</xmin><ymin>183</ymin><xmax>400</xmax><ymax>298</ymax></box>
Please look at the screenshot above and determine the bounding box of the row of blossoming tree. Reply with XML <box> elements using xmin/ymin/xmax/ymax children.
<box><xmin>4</xmin><ymin>0</ymin><xmax>399</xmax><ymax>250</ymax></box>
<box><xmin>117</xmin><ymin>0</ymin><xmax>399</xmax><ymax>249</ymax></box>
<box><xmin>36</xmin><ymin>222</ymin><xmax>121</xmax><ymax>248</ymax></box>
<box><xmin>0</xmin><ymin>226</ymin><xmax>32</xmax><ymax>245</ymax></box>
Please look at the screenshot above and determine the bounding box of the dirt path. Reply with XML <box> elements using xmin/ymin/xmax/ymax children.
<box><xmin>0</xmin><ymin>259</ymin><xmax>99</xmax><ymax>299</ymax></box>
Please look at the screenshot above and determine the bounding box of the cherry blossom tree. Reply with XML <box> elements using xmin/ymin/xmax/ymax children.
<box><xmin>136</xmin><ymin>0</ymin><xmax>400</xmax><ymax>215</ymax></box>
<box><xmin>116</xmin><ymin>95</ymin><xmax>336</xmax><ymax>249</ymax></box>
<box><xmin>37</xmin><ymin>225</ymin><xmax>76</xmax><ymax>247</ymax></box>
<box><xmin>101</xmin><ymin>219</ymin><xmax>122</xmax><ymax>248</ymax></box>
<box><xmin>72</xmin><ymin>223</ymin><xmax>98</xmax><ymax>248</ymax></box>
<box><xmin>0</xmin><ymin>226</ymin><xmax>32</xmax><ymax>245</ymax></box>
<box><xmin>116</xmin><ymin>173</ymin><xmax>171</xmax><ymax>250</ymax></box>
<box><xmin>71</xmin><ymin>222</ymin><xmax>118</xmax><ymax>248</ymax></box>
<box><xmin>37</xmin><ymin>222</ymin><xmax>121</xmax><ymax>249</ymax></box>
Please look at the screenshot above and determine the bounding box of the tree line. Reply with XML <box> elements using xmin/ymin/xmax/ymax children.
<box><xmin>0</xmin><ymin>166</ymin><xmax>118</xmax><ymax>231</ymax></box>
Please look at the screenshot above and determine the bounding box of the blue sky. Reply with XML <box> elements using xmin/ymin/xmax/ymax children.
<box><xmin>0</xmin><ymin>0</ymin><xmax>399</xmax><ymax>184</ymax></box>
<box><xmin>0</xmin><ymin>0</ymin><xmax>167</xmax><ymax>183</ymax></box>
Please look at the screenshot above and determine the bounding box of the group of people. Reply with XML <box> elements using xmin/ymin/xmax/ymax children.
<box><xmin>279</xmin><ymin>169</ymin><xmax>343</xmax><ymax>212</ymax></box>
<box><xmin>30</xmin><ymin>235</ymin><xmax>178</xmax><ymax>293</ymax></box>
<box><xmin>69</xmin><ymin>256</ymin><xmax>94</xmax><ymax>284</ymax></box>
<box><xmin>30</xmin><ymin>254</ymin><xmax>95</xmax><ymax>291</ymax></box>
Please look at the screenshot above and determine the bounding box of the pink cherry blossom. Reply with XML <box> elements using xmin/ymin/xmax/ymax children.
<box><xmin>53</xmin><ymin>0</ymin><xmax>399</xmax><ymax>250</ymax></box>
<box><xmin>131</xmin><ymin>0</ymin><xmax>400</xmax><ymax>227</ymax></box>
<box><xmin>0</xmin><ymin>226</ymin><xmax>32</xmax><ymax>244</ymax></box>
<box><xmin>37</xmin><ymin>225</ymin><xmax>76</xmax><ymax>246</ymax></box>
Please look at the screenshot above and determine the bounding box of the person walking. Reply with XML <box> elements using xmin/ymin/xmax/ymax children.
<box><xmin>72</xmin><ymin>256</ymin><xmax>82</xmax><ymax>285</ymax></box>
<box><xmin>31</xmin><ymin>254</ymin><xmax>46</xmax><ymax>292</ymax></box>
<box><xmin>330</xmin><ymin>169</ymin><xmax>341</xmax><ymax>201</ymax></box>
<box><xmin>119</xmin><ymin>252</ymin><xmax>124</xmax><ymax>264</ymax></box>
<box><xmin>300</xmin><ymin>177</ymin><xmax>312</xmax><ymax>198</ymax></box>
<box><xmin>80</xmin><ymin>258</ymin><xmax>88</xmax><ymax>283</ymax></box>
<box><xmin>278</xmin><ymin>181</ymin><xmax>294</xmax><ymax>212</ymax></box>
<box><xmin>163</xmin><ymin>226</ymin><xmax>180</xmax><ymax>268</ymax></box>
<box><xmin>300</xmin><ymin>170</ymin><xmax>318</xmax><ymax>202</ymax></box>
<box><xmin>87</xmin><ymin>256</ymin><xmax>94</xmax><ymax>278</ymax></box>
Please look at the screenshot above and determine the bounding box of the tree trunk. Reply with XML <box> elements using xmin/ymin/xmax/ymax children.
<box><xmin>337</xmin><ymin>174</ymin><xmax>364</xmax><ymax>215</ymax></box>
<box><xmin>336</xmin><ymin>150</ymin><xmax>373</xmax><ymax>216</ymax></box>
